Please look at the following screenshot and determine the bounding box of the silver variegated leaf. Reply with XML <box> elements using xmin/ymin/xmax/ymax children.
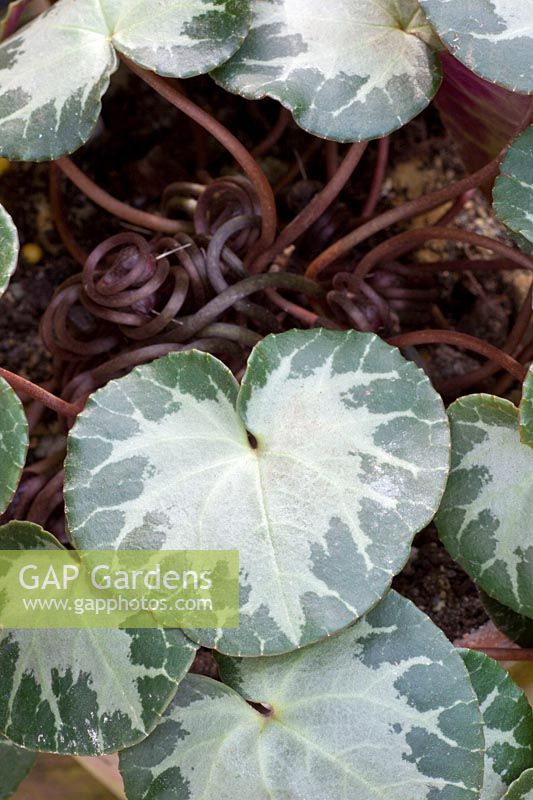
<box><xmin>419</xmin><ymin>0</ymin><xmax>533</xmax><ymax>93</ymax></box>
<box><xmin>0</xmin><ymin>203</ymin><xmax>18</xmax><ymax>299</ymax></box>
<box><xmin>504</xmin><ymin>770</ymin><xmax>533</xmax><ymax>800</ymax></box>
<box><xmin>0</xmin><ymin>376</ymin><xmax>27</xmax><ymax>515</ymax></box>
<box><xmin>436</xmin><ymin>394</ymin><xmax>533</xmax><ymax>620</ymax></box>
<box><xmin>480</xmin><ymin>590</ymin><xmax>533</xmax><ymax>648</ymax></box>
<box><xmin>0</xmin><ymin>522</ymin><xmax>198</xmax><ymax>756</ymax></box>
<box><xmin>460</xmin><ymin>649</ymin><xmax>533</xmax><ymax>800</ymax></box>
<box><xmin>65</xmin><ymin>329</ymin><xmax>450</xmax><ymax>657</ymax></box>
<box><xmin>119</xmin><ymin>591</ymin><xmax>484</xmax><ymax>800</ymax></box>
<box><xmin>493</xmin><ymin>127</ymin><xmax>533</xmax><ymax>254</ymax></box>
<box><xmin>0</xmin><ymin>735</ymin><xmax>35</xmax><ymax>798</ymax></box>
<box><xmin>520</xmin><ymin>367</ymin><xmax>533</xmax><ymax>448</ymax></box>
<box><xmin>212</xmin><ymin>0</ymin><xmax>443</xmax><ymax>142</ymax></box>
<box><xmin>0</xmin><ymin>0</ymin><xmax>251</xmax><ymax>160</ymax></box>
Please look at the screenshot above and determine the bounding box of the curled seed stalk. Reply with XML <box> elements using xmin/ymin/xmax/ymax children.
<box><xmin>26</xmin><ymin>469</ymin><xmax>65</xmax><ymax>525</ymax></box>
<box><xmin>164</xmin><ymin>273</ymin><xmax>324</xmax><ymax>343</ymax></box>
<box><xmin>466</xmin><ymin>647</ymin><xmax>533</xmax><ymax>662</ymax></box>
<box><xmin>56</xmin><ymin>157</ymin><xmax>193</xmax><ymax>235</ymax></box>
<box><xmin>253</xmin><ymin>142</ymin><xmax>367</xmax><ymax>273</ymax></box>
<box><xmin>437</xmin><ymin>285</ymin><xmax>532</xmax><ymax>395</ymax></box>
<box><xmin>0</xmin><ymin>369</ymin><xmax>82</xmax><ymax>417</ymax></box>
<box><xmin>253</xmin><ymin>107</ymin><xmax>291</xmax><ymax>158</ymax></box>
<box><xmin>49</xmin><ymin>164</ymin><xmax>88</xmax><ymax>267</ymax></box>
<box><xmin>353</xmin><ymin>227</ymin><xmax>533</xmax><ymax>283</ymax></box>
<box><xmin>361</xmin><ymin>136</ymin><xmax>390</xmax><ymax>220</ymax></box>
<box><xmin>387</xmin><ymin>330</ymin><xmax>527</xmax><ymax>383</ymax></box>
<box><xmin>123</xmin><ymin>56</ymin><xmax>277</xmax><ymax>252</ymax></box>
<box><xmin>305</xmin><ymin>155</ymin><xmax>502</xmax><ymax>280</ymax></box>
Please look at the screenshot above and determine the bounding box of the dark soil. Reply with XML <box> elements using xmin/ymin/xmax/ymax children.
<box><xmin>1</xmin><ymin>69</ymin><xmax>518</xmax><ymax>644</ymax></box>
<box><xmin>393</xmin><ymin>526</ymin><xmax>488</xmax><ymax>641</ymax></box>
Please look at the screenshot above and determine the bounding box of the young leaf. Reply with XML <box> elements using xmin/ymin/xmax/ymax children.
<box><xmin>503</xmin><ymin>770</ymin><xmax>533</xmax><ymax>800</ymax></box>
<box><xmin>419</xmin><ymin>0</ymin><xmax>533</xmax><ymax>94</ymax></box>
<box><xmin>0</xmin><ymin>521</ymin><xmax>198</xmax><ymax>756</ymax></box>
<box><xmin>0</xmin><ymin>202</ymin><xmax>18</xmax><ymax>298</ymax></box>
<box><xmin>0</xmin><ymin>0</ymin><xmax>251</xmax><ymax>160</ymax></box>
<box><xmin>65</xmin><ymin>329</ymin><xmax>450</xmax><ymax>657</ymax></box>
<box><xmin>480</xmin><ymin>589</ymin><xmax>533</xmax><ymax>648</ymax></box>
<box><xmin>119</xmin><ymin>591</ymin><xmax>484</xmax><ymax>800</ymax></box>
<box><xmin>212</xmin><ymin>0</ymin><xmax>443</xmax><ymax>142</ymax></box>
<box><xmin>0</xmin><ymin>0</ymin><xmax>30</xmax><ymax>39</ymax></box>
<box><xmin>0</xmin><ymin>376</ymin><xmax>28</xmax><ymax>515</ymax></box>
<box><xmin>493</xmin><ymin>127</ymin><xmax>533</xmax><ymax>254</ymax></box>
<box><xmin>0</xmin><ymin>735</ymin><xmax>36</xmax><ymax>798</ymax></box>
<box><xmin>460</xmin><ymin>649</ymin><xmax>533</xmax><ymax>800</ymax></box>
<box><xmin>436</xmin><ymin>394</ymin><xmax>533</xmax><ymax>620</ymax></box>
<box><xmin>520</xmin><ymin>366</ymin><xmax>533</xmax><ymax>448</ymax></box>
<box><xmin>435</xmin><ymin>53</ymin><xmax>533</xmax><ymax>175</ymax></box>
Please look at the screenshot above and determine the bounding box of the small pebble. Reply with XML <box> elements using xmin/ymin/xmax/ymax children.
<box><xmin>21</xmin><ymin>242</ymin><xmax>43</xmax><ymax>265</ymax></box>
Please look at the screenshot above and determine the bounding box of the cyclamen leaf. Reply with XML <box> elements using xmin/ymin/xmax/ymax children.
<box><xmin>504</xmin><ymin>770</ymin><xmax>533</xmax><ymax>800</ymax></box>
<box><xmin>0</xmin><ymin>522</ymin><xmax>198</xmax><ymax>756</ymax></box>
<box><xmin>119</xmin><ymin>592</ymin><xmax>484</xmax><ymax>800</ymax></box>
<box><xmin>419</xmin><ymin>0</ymin><xmax>533</xmax><ymax>93</ymax></box>
<box><xmin>480</xmin><ymin>589</ymin><xmax>533</xmax><ymax>648</ymax></box>
<box><xmin>0</xmin><ymin>376</ymin><xmax>27</xmax><ymax>515</ymax></box>
<box><xmin>460</xmin><ymin>649</ymin><xmax>533</xmax><ymax>800</ymax></box>
<box><xmin>65</xmin><ymin>329</ymin><xmax>450</xmax><ymax>657</ymax></box>
<box><xmin>0</xmin><ymin>735</ymin><xmax>35</xmax><ymax>798</ymax></box>
<box><xmin>0</xmin><ymin>0</ymin><xmax>251</xmax><ymax>160</ymax></box>
<box><xmin>520</xmin><ymin>366</ymin><xmax>533</xmax><ymax>448</ymax></box>
<box><xmin>0</xmin><ymin>203</ymin><xmax>18</xmax><ymax>298</ymax></box>
<box><xmin>436</xmin><ymin>394</ymin><xmax>533</xmax><ymax>620</ymax></box>
<box><xmin>212</xmin><ymin>0</ymin><xmax>443</xmax><ymax>142</ymax></box>
<box><xmin>493</xmin><ymin>127</ymin><xmax>533</xmax><ymax>254</ymax></box>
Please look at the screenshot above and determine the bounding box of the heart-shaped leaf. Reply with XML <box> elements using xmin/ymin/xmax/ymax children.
<box><xmin>212</xmin><ymin>0</ymin><xmax>443</xmax><ymax>142</ymax></box>
<box><xmin>119</xmin><ymin>591</ymin><xmax>484</xmax><ymax>800</ymax></box>
<box><xmin>480</xmin><ymin>589</ymin><xmax>533</xmax><ymax>648</ymax></box>
<box><xmin>419</xmin><ymin>0</ymin><xmax>533</xmax><ymax>93</ymax></box>
<box><xmin>0</xmin><ymin>376</ymin><xmax>27</xmax><ymax>515</ymax></box>
<box><xmin>65</xmin><ymin>329</ymin><xmax>450</xmax><ymax>656</ymax></box>
<box><xmin>0</xmin><ymin>735</ymin><xmax>35</xmax><ymax>798</ymax></box>
<box><xmin>0</xmin><ymin>522</ymin><xmax>198</xmax><ymax>756</ymax></box>
<box><xmin>493</xmin><ymin>127</ymin><xmax>533</xmax><ymax>255</ymax></box>
<box><xmin>503</xmin><ymin>770</ymin><xmax>533</xmax><ymax>800</ymax></box>
<box><xmin>0</xmin><ymin>0</ymin><xmax>251</xmax><ymax>160</ymax></box>
<box><xmin>436</xmin><ymin>394</ymin><xmax>533</xmax><ymax>620</ymax></box>
<box><xmin>520</xmin><ymin>366</ymin><xmax>533</xmax><ymax>448</ymax></box>
<box><xmin>0</xmin><ymin>203</ymin><xmax>17</xmax><ymax>299</ymax></box>
<box><xmin>460</xmin><ymin>649</ymin><xmax>533</xmax><ymax>800</ymax></box>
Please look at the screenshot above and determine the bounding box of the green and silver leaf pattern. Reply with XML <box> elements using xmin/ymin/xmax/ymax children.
<box><xmin>0</xmin><ymin>522</ymin><xmax>198</xmax><ymax>756</ymax></box>
<box><xmin>212</xmin><ymin>0</ymin><xmax>443</xmax><ymax>142</ymax></box>
<box><xmin>0</xmin><ymin>203</ymin><xmax>18</xmax><ymax>299</ymax></box>
<box><xmin>0</xmin><ymin>0</ymin><xmax>251</xmax><ymax>160</ymax></box>
<box><xmin>119</xmin><ymin>592</ymin><xmax>484</xmax><ymax>800</ymax></box>
<box><xmin>504</xmin><ymin>770</ymin><xmax>533</xmax><ymax>800</ymax></box>
<box><xmin>419</xmin><ymin>0</ymin><xmax>533</xmax><ymax>93</ymax></box>
<box><xmin>436</xmin><ymin>394</ymin><xmax>533</xmax><ymax>620</ymax></box>
<box><xmin>493</xmin><ymin>127</ymin><xmax>533</xmax><ymax>254</ymax></box>
<box><xmin>0</xmin><ymin>376</ymin><xmax>27</xmax><ymax>515</ymax></box>
<box><xmin>520</xmin><ymin>366</ymin><xmax>533</xmax><ymax>448</ymax></box>
<box><xmin>0</xmin><ymin>735</ymin><xmax>35</xmax><ymax>798</ymax></box>
<box><xmin>65</xmin><ymin>329</ymin><xmax>450</xmax><ymax>657</ymax></box>
<box><xmin>460</xmin><ymin>649</ymin><xmax>533</xmax><ymax>800</ymax></box>
<box><xmin>480</xmin><ymin>589</ymin><xmax>533</xmax><ymax>648</ymax></box>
